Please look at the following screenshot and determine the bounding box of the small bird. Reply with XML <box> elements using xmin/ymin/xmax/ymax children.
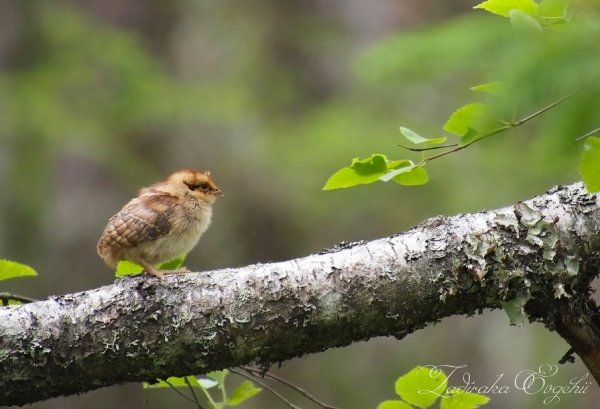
<box><xmin>97</xmin><ymin>169</ymin><xmax>222</xmax><ymax>279</ymax></box>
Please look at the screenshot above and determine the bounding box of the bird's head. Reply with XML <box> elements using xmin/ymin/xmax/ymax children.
<box><xmin>156</xmin><ymin>169</ymin><xmax>223</xmax><ymax>205</ymax></box>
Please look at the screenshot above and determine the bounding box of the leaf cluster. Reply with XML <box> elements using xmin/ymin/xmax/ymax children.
<box><xmin>0</xmin><ymin>259</ymin><xmax>38</xmax><ymax>305</ymax></box>
<box><xmin>145</xmin><ymin>370</ymin><xmax>261</xmax><ymax>408</ymax></box>
<box><xmin>323</xmin><ymin>154</ymin><xmax>428</xmax><ymax>190</ymax></box>
<box><xmin>377</xmin><ymin>366</ymin><xmax>489</xmax><ymax>409</ymax></box>
<box><xmin>324</xmin><ymin>0</ymin><xmax>600</xmax><ymax>193</ymax></box>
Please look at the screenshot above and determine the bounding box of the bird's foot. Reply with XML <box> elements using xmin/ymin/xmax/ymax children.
<box><xmin>163</xmin><ymin>267</ymin><xmax>192</xmax><ymax>275</ymax></box>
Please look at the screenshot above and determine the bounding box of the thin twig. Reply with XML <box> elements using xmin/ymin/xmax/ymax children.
<box><xmin>185</xmin><ymin>377</ymin><xmax>208</xmax><ymax>409</ymax></box>
<box><xmin>220</xmin><ymin>374</ymin><xmax>227</xmax><ymax>402</ymax></box>
<box><xmin>423</xmin><ymin>92</ymin><xmax>576</xmax><ymax>164</ymax></box>
<box><xmin>398</xmin><ymin>143</ymin><xmax>458</xmax><ymax>152</ymax></box>
<box><xmin>559</xmin><ymin>348</ymin><xmax>576</xmax><ymax>365</ymax></box>
<box><xmin>163</xmin><ymin>380</ymin><xmax>197</xmax><ymax>405</ymax></box>
<box><xmin>423</xmin><ymin>125</ymin><xmax>510</xmax><ymax>162</ymax></box>
<box><xmin>0</xmin><ymin>292</ymin><xmax>39</xmax><ymax>305</ymax></box>
<box><xmin>197</xmin><ymin>380</ymin><xmax>218</xmax><ymax>409</ymax></box>
<box><xmin>230</xmin><ymin>368</ymin><xmax>302</xmax><ymax>409</ymax></box>
<box><xmin>242</xmin><ymin>366</ymin><xmax>342</xmax><ymax>409</ymax></box>
<box><xmin>143</xmin><ymin>387</ymin><xmax>149</xmax><ymax>409</ymax></box>
<box><xmin>575</xmin><ymin>127</ymin><xmax>600</xmax><ymax>142</ymax></box>
<box><xmin>512</xmin><ymin>92</ymin><xmax>575</xmax><ymax>125</ymax></box>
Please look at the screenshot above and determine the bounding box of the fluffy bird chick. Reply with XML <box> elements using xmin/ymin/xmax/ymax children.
<box><xmin>97</xmin><ymin>169</ymin><xmax>222</xmax><ymax>279</ymax></box>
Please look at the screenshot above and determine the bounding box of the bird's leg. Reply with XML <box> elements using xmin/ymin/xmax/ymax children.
<box><xmin>163</xmin><ymin>267</ymin><xmax>192</xmax><ymax>275</ymax></box>
<box><xmin>136</xmin><ymin>259</ymin><xmax>165</xmax><ymax>279</ymax></box>
<box><xmin>136</xmin><ymin>259</ymin><xmax>192</xmax><ymax>277</ymax></box>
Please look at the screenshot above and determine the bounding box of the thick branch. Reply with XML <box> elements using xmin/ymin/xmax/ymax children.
<box><xmin>1</xmin><ymin>183</ymin><xmax>599</xmax><ymax>405</ymax></box>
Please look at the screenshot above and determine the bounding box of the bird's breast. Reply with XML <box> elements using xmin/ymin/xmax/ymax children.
<box><xmin>149</xmin><ymin>204</ymin><xmax>212</xmax><ymax>262</ymax></box>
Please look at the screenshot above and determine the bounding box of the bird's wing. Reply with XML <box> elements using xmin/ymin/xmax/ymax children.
<box><xmin>99</xmin><ymin>195</ymin><xmax>175</xmax><ymax>250</ymax></box>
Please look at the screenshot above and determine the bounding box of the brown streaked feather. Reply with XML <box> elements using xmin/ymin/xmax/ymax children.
<box><xmin>97</xmin><ymin>194</ymin><xmax>177</xmax><ymax>264</ymax></box>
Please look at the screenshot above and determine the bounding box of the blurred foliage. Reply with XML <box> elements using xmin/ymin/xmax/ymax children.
<box><xmin>1</xmin><ymin>1</ymin><xmax>599</xmax><ymax>408</ymax></box>
<box><xmin>582</xmin><ymin>137</ymin><xmax>600</xmax><ymax>192</ymax></box>
<box><xmin>144</xmin><ymin>370</ymin><xmax>261</xmax><ymax>409</ymax></box>
<box><xmin>0</xmin><ymin>6</ymin><xmax>245</xmax><ymax>175</ymax></box>
<box><xmin>327</xmin><ymin>0</ymin><xmax>600</xmax><ymax>191</ymax></box>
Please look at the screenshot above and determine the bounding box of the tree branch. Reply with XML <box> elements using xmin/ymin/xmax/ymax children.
<box><xmin>1</xmin><ymin>183</ymin><xmax>599</xmax><ymax>406</ymax></box>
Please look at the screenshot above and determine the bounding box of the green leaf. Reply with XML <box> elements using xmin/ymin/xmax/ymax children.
<box><xmin>323</xmin><ymin>154</ymin><xmax>428</xmax><ymax>190</ymax></box>
<box><xmin>323</xmin><ymin>154</ymin><xmax>389</xmax><ymax>190</ymax></box>
<box><xmin>206</xmin><ymin>369</ymin><xmax>229</xmax><ymax>386</ymax></box>
<box><xmin>197</xmin><ymin>377</ymin><xmax>219</xmax><ymax>389</ymax></box>
<box><xmin>393</xmin><ymin>166</ymin><xmax>429</xmax><ymax>186</ymax></box>
<box><xmin>159</xmin><ymin>255</ymin><xmax>187</xmax><ymax>270</ymax></box>
<box><xmin>440</xmin><ymin>390</ymin><xmax>490</xmax><ymax>409</ymax></box>
<box><xmin>115</xmin><ymin>260</ymin><xmax>143</xmax><ymax>277</ymax></box>
<box><xmin>400</xmin><ymin>127</ymin><xmax>447</xmax><ymax>146</ymax></box>
<box><xmin>323</xmin><ymin>167</ymin><xmax>375</xmax><ymax>190</ymax></box>
<box><xmin>0</xmin><ymin>259</ymin><xmax>37</xmax><ymax>282</ymax></box>
<box><xmin>443</xmin><ymin>103</ymin><xmax>487</xmax><ymax>137</ymax></box>
<box><xmin>459</xmin><ymin>128</ymin><xmax>481</xmax><ymax>147</ymax></box>
<box><xmin>351</xmin><ymin>153</ymin><xmax>389</xmax><ymax>174</ymax></box>
<box><xmin>470</xmin><ymin>82</ymin><xmax>503</xmax><ymax>95</ymax></box>
<box><xmin>379</xmin><ymin>160</ymin><xmax>414</xmax><ymax>182</ymax></box>
<box><xmin>115</xmin><ymin>255</ymin><xmax>187</xmax><ymax>278</ymax></box>
<box><xmin>581</xmin><ymin>136</ymin><xmax>600</xmax><ymax>193</ymax></box>
<box><xmin>380</xmin><ymin>161</ymin><xmax>429</xmax><ymax>186</ymax></box>
<box><xmin>501</xmin><ymin>294</ymin><xmax>530</xmax><ymax>327</ymax></box>
<box><xmin>387</xmin><ymin>159</ymin><xmax>413</xmax><ymax>170</ymax></box>
<box><xmin>509</xmin><ymin>9</ymin><xmax>543</xmax><ymax>31</ymax></box>
<box><xmin>474</xmin><ymin>0</ymin><xmax>538</xmax><ymax>17</ymax></box>
<box><xmin>226</xmin><ymin>380</ymin><xmax>262</xmax><ymax>406</ymax></box>
<box><xmin>144</xmin><ymin>376</ymin><xmax>200</xmax><ymax>389</ymax></box>
<box><xmin>538</xmin><ymin>0</ymin><xmax>568</xmax><ymax>18</ymax></box>
<box><xmin>395</xmin><ymin>366</ymin><xmax>448</xmax><ymax>408</ymax></box>
<box><xmin>377</xmin><ymin>400</ymin><xmax>413</xmax><ymax>409</ymax></box>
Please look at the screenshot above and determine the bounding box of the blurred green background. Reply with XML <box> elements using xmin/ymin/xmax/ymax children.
<box><xmin>1</xmin><ymin>0</ymin><xmax>599</xmax><ymax>408</ymax></box>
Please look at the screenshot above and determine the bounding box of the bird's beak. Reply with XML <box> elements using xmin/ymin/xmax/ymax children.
<box><xmin>214</xmin><ymin>189</ymin><xmax>224</xmax><ymax>197</ymax></box>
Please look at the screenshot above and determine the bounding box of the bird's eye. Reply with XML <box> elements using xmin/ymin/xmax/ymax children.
<box><xmin>185</xmin><ymin>181</ymin><xmax>209</xmax><ymax>191</ymax></box>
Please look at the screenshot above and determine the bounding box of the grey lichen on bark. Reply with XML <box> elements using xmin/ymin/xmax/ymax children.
<box><xmin>0</xmin><ymin>182</ymin><xmax>599</xmax><ymax>406</ymax></box>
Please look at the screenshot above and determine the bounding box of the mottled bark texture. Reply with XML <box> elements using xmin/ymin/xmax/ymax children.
<box><xmin>1</xmin><ymin>183</ymin><xmax>599</xmax><ymax>406</ymax></box>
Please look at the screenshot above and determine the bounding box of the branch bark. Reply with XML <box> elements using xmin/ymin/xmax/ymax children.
<box><xmin>1</xmin><ymin>183</ymin><xmax>599</xmax><ymax>406</ymax></box>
